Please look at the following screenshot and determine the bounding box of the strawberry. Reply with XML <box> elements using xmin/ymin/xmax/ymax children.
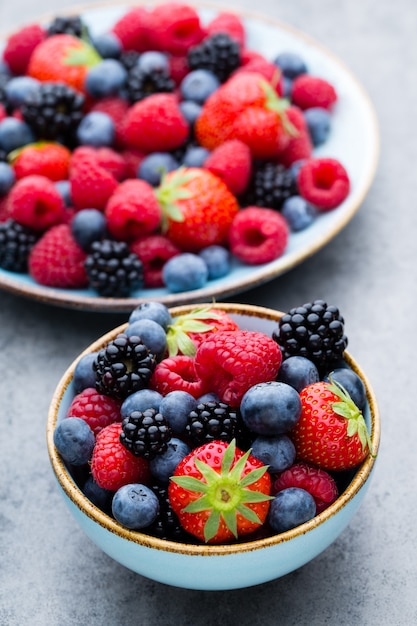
<box><xmin>292</xmin><ymin>380</ymin><xmax>373</xmax><ymax>471</ymax></box>
<box><xmin>169</xmin><ymin>439</ymin><xmax>272</xmax><ymax>543</ymax></box>
<box><xmin>11</xmin><ymin>142</ymin><xmax>71</xmax><ymax>181</ymax></box>
<box><xmin>204</xmin><ymin>139</ymin><xmax>252</xmax><ymax>196</ymax></box>
<box><xmin>156</xmin><ymin>167</ymin><xmax>239</xmax><ymax>251</ymax></box>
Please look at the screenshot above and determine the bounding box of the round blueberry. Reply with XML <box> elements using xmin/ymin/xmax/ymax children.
<box><xmin>73</xmin><ymin>352</ymin><xmax>98</xmax><ymax>393</ymax></box>
<box><xmin>71</xmin><ymin>208</ymin><xmax>107</xmax><ymax>251</ymax></box>
<box><xmin>277</xmin><ymin>356</ymin><xmax>320</xmax><ymax>392</ymax></box>
<box><xmin>82</xmin><ymin>475</ymin><xmax>113</xmax><ymax>513</ymax></box>
<box><xmin>0</xmin><ymin>118</ymin><xmax>35</xmax><ymax>152</ymax></box>
<box><xmin>197</xmin><ymin>391</ymin><xmax>220</xmax><ymax>403</ymax></box>
<box><xmin>149</xmin><ymin>437</ymin><xmax>191</xmax><ymax>483</ymax></box>
<box><xmin>240</xmin><ymin>381</ymin><xmax>302</xmax><ymax>435</ymax></box>
<box><xmin>281</xmin><ymin>75</ymin><xmax>293</xmax><ymax>99</ymax></box>
<box><xmin>198</xmin><ymin>245</ymin><xmax>231</xmax><ymax>280</ymax></box>
<box><xmin>53</xmin><ymin>417</ymin><xmax>95</xmax><ymax>466</ymax></box>
<box><xmin>281</xmin><ymin>195</ymin><xmax>317</xmax><ymax>232</ymax></box>
<box><xmin>274</xmin><ymin>51</ymin><xmax>308</xmax><ymax>79</ymax></box>
<box><xmin>159</xmin><ymin>390</ymin><xmax>198</xmax><ymax>434</ymax></box>
<box><xmin>137</xmin><ymin>152</ymin><xmax>179</xmax><ymax>186</ymax></box>
<box><xmin>5</xmin><ymin>76</ymin><xmax>40</xmax><ymax>108</ymax></box>
<box><xmin>251</xmin><ymin>435</ymin><xmax>296</xmax><ymax>473</ymax></box>
<box><xmin>92</xmin><ymin>32</ymin><xmax>122</xmax><ymax>59</ymax></box>
<box><xmin>304</xmin><ymin>107</ymin><xmax>332</xmax><ymax>147</ymax></box>
<box><xmin>325</xmin><ymin>368</ymin><xmax>367</xmax><ymax>412</ymax></box>
<box><xmin>179</xmin><ymin>100</ymin><xmax>202</xmax><ymax>127</ymax></box>
<box><xmin>137</xmin><ymin>51</ymin><xmax>169</xmax><ymax>73</ymax></box>
<box><xmin>163</xmin><ymin>253</ymin><xmax>209</xmax><ymax>293</ymax></box>
<box><xmin>112</xmin><ymin>483</ymin><xmax>159</xmax><ymax>530</ymax></box>
<box><xmin>128</xmin><ymin>301</ymin><xmax>172</xmax><ymax>329</ymax></box>
<box><xmin>268</xmin><ymin>487</ymin><xmax>316</xmax><ymax>533</ymax></box>
<box><xmin>85</xmin><ymin>59</ymin><xmax>127</xmax><ymax>99</ymax></box>
<box><xmin>121</xmin><ymin>389</ymin><xmax>163</xmax><ymax>420</ymax></box>
<box><xmin>125</xmin><ymin>318</ymin><xmax>167</xmax><ymax>359</ymax></box>
<box><xmin>54</xmin><ymin>180</ymin><xmax>72</xmax><ymax>206</ymax></box>
<box><xmin>0</xmin><ymin>162</ymin><xmax>15</xmax><ymax>196</ymax></box>
<box><xmin>76</xmin><ymin>111</ymin><xmax>114</xmax><ymax>147</ymax></box>
<box><xmin>182</xmin><ymin>145</ymin><xmax>210</xmax><ymax>168</ymax></box>
<box><xmin>180</xmin><ymin>69</ymin><xmax>220</xmax><ymax>104</ymax></box>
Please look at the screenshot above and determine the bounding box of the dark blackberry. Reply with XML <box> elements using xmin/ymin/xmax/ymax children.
<box><xmin>187</xmin><ymin>33</ymin><xmax>241</xmax><ymax>82</ymax></box>
<box><xmin>120</xmin><ymin>408</ymin><xmax>172</xmax><ymax>459</ymax></box>
<box><xmin>47</xmin><ymin>15</ymin><xmax>88</xmax><ymax>39</ymax></box>
<box><xmin>21</xmin><ymin>82</ymin><xmax>85</xmax><ymax>145</ymax></box>
<box><xmin>84</xmin><ymin>239</ymin><xmax>144</xmax><ymax>297</ymax></box>
<box><xmin>0</xmin><ymin>219</ymin><xmax>39</xmax><ymax>272</ymax></box>
<box><xmin>147</xmin><ymin>483</ymin><xmax>192</xmax><ymax>542</ymax></box>
<box><xmin>125</xmin><ymin>65</ymin><xmax>175</xmax><ymax>104</ymax></box>
<box><xmin>273</xmin><ymin>300</ymin><xmax>348</xmax><ymax>374</ymax></box>
<box><xmin>246</xmin><ymin>161</ymin><xmax>298</xmax><ymax>210</ymax></box>
<box><xmin>93</xmin><ymin>333</ymin><xmax>156</xmax><ymax>400</ymax></box>
<box><xmin>185</xmin><ymin>401</ymin><xmax>240</xmax><ymax>446</ymax></box>
<box><xmin>119</xmin><ymin>51</ymin><xmax>141</xmax><ymax>72</ymax></box>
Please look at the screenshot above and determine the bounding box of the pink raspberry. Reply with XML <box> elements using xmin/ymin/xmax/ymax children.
<box><xmin>69</xmin><ymin>154</ymin><xmax>118</xmax><ymax>211</ymax></box>
<box><xmin>229</xmin><ymin>206</ymin><xmax>289</xmax><ymax>265</ymax></box>
<box><xmin>130</xmin><ymin>234</ymin><xmax>180</xmax><ymax>287</ymax></box>
<box><xmin>89</xmin><ymin>97</ymin><xmax>131</xmax><ymax>148</ymax></box>
<box><xmin>297</xmin><ymin>158</ymin><xmax>350</xmax><ymax>211</ymax></box>
<box><xmin>72</xmin><ymin>146</ymin><xmax>127</xmax><ymax>181</ymax></box>
<box><xmin>66</xmin><ymin>387</ymin><xmax>122</xmax><ymax>437</ymax></box>
<box><xmin>204</xmin><ymin>139</ymin><xmax>252</xmax><ymax>196</ymax></box>
<box><xmin>147</xmin><ymin>3</ymin><xmax>206</xmax><ymax>55</ymax></box>
<box><xmin>7</xmin><ymin>175</ymin><xmax>66</xmax><ymax>231</ymax></box>
<box><xmin>272</xmin><ymin>462</ymin><xmax>339</xmax><ymax>514</ymax></box>
<box><xmin>105</xmin><ymin>179</ymin><xmax>162</xmax><ymax>241</ymax></box>
<box><xmin>291</xmin><ymin>74</ymin><xmax>338</xmax><ymax>111</ymax></box>
<box><xmin>150</xmin><ymin>355</ymin><xmax>208</xmax><ymax>398</ymax></box>
<box><xmin>206</xmin><ymin>11</ymin><xmax>246</xmax><ymax>48</ymax></box>
<box><xmin>111</xmin><ymin>6</ymin><xmax>151</xmax><ymax>52</ymax></box>
<box><xmin>3</xmin><ymin>23</ymin><xmax>46</xmax><ymax>75</ymax></box>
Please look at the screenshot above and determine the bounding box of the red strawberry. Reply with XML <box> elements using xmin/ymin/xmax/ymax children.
<box><xmin>66</xmin><ymin>387</ymin><xmax>122</xmax><ymax>436</ymax></box>
<box><xmin>3</xmin><ymin>23</ymin><xmax>46</xmax><ymax>75</ymax></box>
<box><xmin>204</xmin><ymin>139</ymin><xmax>252</xmax><ymax>196</ymax></box>
<box><xmin>111</xmin><ymin>6</ymin><xmax>151</xmax><ymax>52</ymax></box>
<box><xmin>130</xmin><ymin>234</ymin><xmax>180</xmax><ymax>288</ymax></box>
<box><xmin>292</xmin><ymin>380</ymin><xmax>373</xmax><ymax>471</ymax></box>
<box><xmin>229</xmin><ymin>206</ymin><xmax>289</xmax><ymax>264</ymax></box>
<box><xmin>105</xmin><ymin>179</ymin><xmax>162</xmax><ymax>241</ymax></box>
<box><xmin>150</xmin><ymin>355</ymin><xmax>208</xmax><ymax>398</ymax></box>
<box><xmin>297</xmin><ymin>157</ymin><xmax>350</xmax><ymax>211</ymax></box>
<box><xmin>7</xmin><ymin>175</ymin><xmax>66</xmax><ymax>231</ymax></box>
<box><xmin>156</xmin><ymin>167</ymin><xmax>239</xmax><ymax>251</ymax></box>
<box><xmin>169</xmin><ymin>439</ymin><xmax>272</xmax><ymax>543</ymax></box>
<box><xmin>11</xmin><ymin>142</ymin><xmax>71</xmax><ymax>181</ymax></box>
<box><xmin>278</xmin><ymin>105</ymin><xmax>313</xmax><ymax>168</ymax></box>
<box><xmin>28</xmin><ymin>223</ymin><xmax>88</xmax><ymax>288</ymax></box>
<box><xmin>272</xmin><ymin>462</ymin><xmax>338</xmax><ymax>514</ymax></box>
<box><xmin>147</xmin><ymin>3</ymin><xmax>206</xmax><ymax>55</ymax></box>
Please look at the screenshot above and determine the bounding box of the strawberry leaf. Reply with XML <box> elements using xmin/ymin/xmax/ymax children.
<box><xmin>260</xmin><ymin>78</ymin><xmax>298</xmax><ymax>137</ymax></box>
<box><xmin>204</xmin><ymin>510</ymin><xmax>221</xmax><ymax>542</ymax></box>
<box><xmin>166</xmin><ymin>306</ymin><xmax>224</xmax><ymax>357</ymax></box>
<box><xmin>327</xmin><ymin>377</ymin><xmax>373</xmax><ymax>455</ymax></box>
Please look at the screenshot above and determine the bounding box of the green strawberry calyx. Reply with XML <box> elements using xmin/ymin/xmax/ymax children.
<box><xmin>155</xmin><ymin>167</ymin><xmax>195</xmax><ymax>231</ymax></box>
<box><xmin>166</xmin><ymin>305</ymin><xmax>224</xmax><ymax>357</ymax></box>
<box><xmin>260</xmin><ymin>78</ymin><xmax>298</xmax><ymax>137</ymax></box>
<box><xmin>8</xmin><ymin>141</ymin><xmax>53</xmax><ymax>163</ymax></box>
<box><xmin>171</xmin><ymin>439</ymin><xmax>273</xmax><ymax>542</ymax></box>
<box><xmin>64</xmin><ymin>39</ymin><xmax>102</xmax><ymax>68</ymax></box>
<box><xmin>327</xmin><ymin>378</ymin><xmax>374</xmax><ymax>456</ymax></box>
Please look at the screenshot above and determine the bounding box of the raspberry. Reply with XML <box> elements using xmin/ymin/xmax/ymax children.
<box><xmin>272</xmin><ymin>462</ymin><xmax>339</xmax><ymax>514</ymax></box>
<box><xmin>150</xmin><ymin>355</ymin><xmax>208</xmax><ymax>398</ymax></box>
<box><xmin>194</xmin><ymin>329</ymin><xmax>283</xmax><ymax>406</ymax></box>
<box><xmin>66</xmin><ymin>387</ymin><xmax>122</xmax><ymax>436</ymax></box>
<box><xmin>111</xmin><ymin>6</ymin><xmax>151</xmax><ymax>52</ymax></box>
<box><xmin>168</xmin><ymin>55</ymin><xmax>190</xmax><ymax>86</ymax></box>
<box><xmin>297</xmin><ymin>158</ymin><xmax>350</xmax><ymax>211</ymax></box>
<box><xmin>291</xmin><ymin>74</ymin><xmax>337</xmax><ymax>111</ymax></box>
<box><xmin>7</xmin><ymin>175</ymin><xmax>66</xmax><ymax>231</ymax></box>
<box><xmin>105</xmin><ymin>179</ymin><xmax>161</xmax><ymax>241</ymax></box>
<box><xmin>147</xmin><ymin>3</ymin><xmax>206</xmax><ymax>55</ymax></box>
<box><xmin>206</xmin><ymin>11</ymin><xmax>246</xmax><ymax>49</ymax></box>
<box><xmin>204</xmin><ymin>139</ymin><xmax>252</xmax><ymax>196</ymax></box>
<box><xmin>69</xmin><ymin>154</ymin><xmax>118</xmax><ymax>211</ymax></box>
<box><xmin>28</xmin><ymin>223</ymin><xmax>88</xmax><ymax>288</ymax></box>
<box><xmin>90</xmin><ymin>422</ymin><xmax>150</xmax><ymax>491</ymax></box>
<box><xmin>12</xmin><ymin>143</ymin><xmax>71</xmax><ymax>182</ymax></box>
<box><xmin>72</xmin><ymin>146</ymin><xmax>127</xmax><ymax>181</ymax></box>
<box><xmin>228</xmin><ymin>206</ymin><xmax>289</xmax><ymax>265</ymax></box>
<box><xmin>3</xmin><ymin>23</ymin><xmax>46</xmax><ymax>75</ymax></box>
<box><xmin>89</xmin><ymin>97</ymin><xmax>131</xmax><ymax>149</ymax></box>
<box><xmin>130</xmin><ymin>234</ymin><xmax>180</xmax><ymax>288</ymax></box>
<box><xmin>122</xmin><ymin>93</ymin><xmax>189</xmax><ymax>153</ymax></box>
<box><xmin>119</xmin><ymin>148</ymin><xmax>146</xmax><ymax>179</ymax></box>
<box><xmin>278</xmin><ymin>105</ymin><xmax>313</xmax><ymax>168</ymax></box>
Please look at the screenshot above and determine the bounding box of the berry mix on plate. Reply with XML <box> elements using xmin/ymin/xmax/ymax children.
<box><xmin>0</xmin><ymin>3</ymin><xmax>350</xmax><ymax>297</ymax></box>
<box><xmin>53</xmin><ymin>299</ymin><xmax>374</xmax><ymax>544</ymax></box>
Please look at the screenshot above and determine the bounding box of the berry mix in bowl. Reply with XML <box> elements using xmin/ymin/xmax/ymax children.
<box><xmin>0</xmin><ymin>2</ymin><xmax>378</xmax><ymax>311</ymax></box>
<box><xmin>47</xmin><ymin>300</ymin><xmax>380</xmax><ymax>590</ymax></box>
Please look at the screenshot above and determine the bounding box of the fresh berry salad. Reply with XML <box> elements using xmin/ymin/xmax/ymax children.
<box><xmin>53</xmin><ymin>300</ymin><xmax>374</xmax><ymax>544</ymax></box>
<box><xmin>0</xmin><ymin>3</ymin><xmax>352</xmax><ymax>299</ymax></box>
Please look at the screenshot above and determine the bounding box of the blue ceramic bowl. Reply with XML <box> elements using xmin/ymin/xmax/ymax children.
<box><xmin>46</xmin><ymin>303</ymin><xmax>380</xmax><ymax>590</ymax></box>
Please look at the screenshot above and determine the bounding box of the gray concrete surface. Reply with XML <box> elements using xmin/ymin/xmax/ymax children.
<box><xmin>0</xmin><ymin>0</ymin><xmax>415</xmax><ymax>624</ymax></box>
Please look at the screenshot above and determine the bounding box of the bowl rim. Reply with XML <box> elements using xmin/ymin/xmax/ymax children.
<box><xmin>46</xmin><ymin>302</ymin><xmax>381</xmax><ymax>556</ymax></box>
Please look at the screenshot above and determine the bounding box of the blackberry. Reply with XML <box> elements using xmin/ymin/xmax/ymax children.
<box><xmin>21</xmin><ymin>82</ymin><xmax>85</xmax><ymax>145</ymax></box>
<box><xmin>0</xmin><ymin>219</ymin><xmax>39</xmax><ymax>272</ymax></box>
<box><xmin>185</xmin><ymin>401</ymin><xmax>240</xmax><ymax>446</ymax></box>
<box><xmin>125</xmin><ymin>65</ymin><xmax>175</xmax><ymax>104</ymax></box>
<box><xmin>47</xmin><ymin>15</ymin><xmax>88</xmax><ymax>39</ymax></box>
<box><xmin>94</xmin><ymin>333</ymin><xmax>156</xmax><ymax>400</ymax></box>
<box><xmin>84</xmin><ymin>239</ymin><xmax>144</xmax><ymax>297</ymax></box>
<box><xmin>273</xmin><ymin>300</ymin><xmax>348</xmax><ymax>373</ymax></box>
<box><xmin>120</xmin><ymin>408</ymin><xmax>172</xmax><ymax>459</ymax></box>
<box><xmin>147</xmin><ymin>483</ymin><xmax>192</xmax><ymax>542</ymax></box>
<box><xmin>187</xmin><ymin>33</ymin><xmax>241</xmax><ymax>82</ymax></box>
<box><xmin>119</xmin><ymin>51</ymin><xmax>141</xmax><ymax>72</ymax></box>
<box><xmin>246</xmin><ymin>161</ymin><xmax>298</xmax><ymax>210</ymax></box>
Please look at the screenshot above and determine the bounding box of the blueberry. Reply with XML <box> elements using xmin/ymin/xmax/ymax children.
<box><xmin>121</xmin><ymin>389</ymin><xmax>163</xmax><ymax>420</ymax></box>
<box><xmin>182</xmin><ymin>145</ymin><xmax>210</xmax><ymax>167</ymax></box>
<box><xmin>0</xmin><ymin>162</ymin><xmax>15</xmax><ymax>196</ymax></box>
<box><xmin>91</xmin><ymin>32</ymin><xmax>122</xmax><ymax>59</ymax></box>
<box><xmin>325</xmin><ymin>368</ymin><xmax>367</xmax><ymax>412</ymax></box>
<box><xmin>304</xmin><ymin>107</ymin><xmax>332</xmax><ymax>147</ymax></box>
<box><xmin>197</xmin><ymin>391</ymin><xmax>220</xmax><ymax>403</ymax></box>
<box><xmin>198</xmin><ymin>245</ymin><xmax>231</xmax><ymax>279</ymax></box>
<box><xmin>82</xmin><ymin>475</ymin><xmax>113</xmax><ymax>513</ymax></box>
<box><xmin>277</xmin><ymin>356</ymin><xmax>320</xmax><ymax>392</ymax></box>
<box><xmin>125</xmin><ymin>318</ymin><xmax>167</xmax><ymax>359</ymax></box>
<box><xmin>71</xmin><ymin>208</ymin><xmax>107</xmax><ymax>251</ymax></box>
<box><xmin>53</xmin><ymin>417</ymin><xmax>95</xmax><ymax>466</ymax></box>
<box><xmin>179</xmin><ymin>100</ymin><xmax>202</xmax><ymax>127</ymax></box>
<box><xmin>76</xmin><ymin>111</ymin><xmax>114</xmax><ymax>147</ymax></box>
<box><xmin>282</xmin><ymin>75</ymin><xmax>293</xmax><ymax>99</ymax></box>
<box><xmin>73</xmin><ymin>352</ymin><xmax>98</xmax><ymax>393</ymax></box>
<box><xmin>274</xmin><ymin>51</ymin><xmax>308</xmax><ymax>79</ymax></box>
<box><xmin>0</xmin><ymin>118</ymin><xmax>35</xmax><ymax>152</ymax></box>
<box><xmin>128</xmin><ymin>302</ymin><xmax>172</xmax><ymax>329</ymax></box>
<box><xmin>268</xmin><ymin>487</ymin><xmax>316</xmax><ymax>533</ymax></box>
<box><xmin>240</xmin><ymin>381</ymin><xmax>302</xmax><ymax>435</ymax></box>
<box><xmin>149</xmin><ymin>437</ymin><xmax>191</xmax><ymax>483</ymax></box>
<box><xmin>251</xmin><ymin>435</ymin><xmax>296</xmax><ymax>473</ymax></box>
<box><xmin>5</xmin><ymin>76</ymin><xmax>39</xmax><ymax>108</ymax></box>
<box><xmin>281</xmin><ymin>195</ymin><xmax>317</xmax><ymax>232</ymax></box>
<box><xmin>85</xmin><ymin>59</ymin><xmax>127</xmax><ymax>99</ymax></box>
<box><xmin>137</xmin><ymin>152</ymin><xmax>179</xmax><ymax>186</ymax></box>
<box><xmin>137</xmin><ymin>51</ymin><xmax>169</xmax><ymax>73</ymax></box>
<box><xmin>54</xmin><ymin>180</ymin><xmax>72</xmax><ymax>206</ymax></box>
<box><xmin>180</xmin><ymin>69</ymin><xmax>220</xmax><ymax>104</ymax></box>
<box><xmin>112</xmin><ymin>483</ymin><xmax>160</xmax><ymax>530</ymax></box>
<box><xmin>159</xmin><ymin>390</ymin><xmax>198</xmax><ymax>434</ymax></box>
<box><xmin>163</xmin><ymin>253</ymin><xmax>209</xmax><ymax>293</ymax></box>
